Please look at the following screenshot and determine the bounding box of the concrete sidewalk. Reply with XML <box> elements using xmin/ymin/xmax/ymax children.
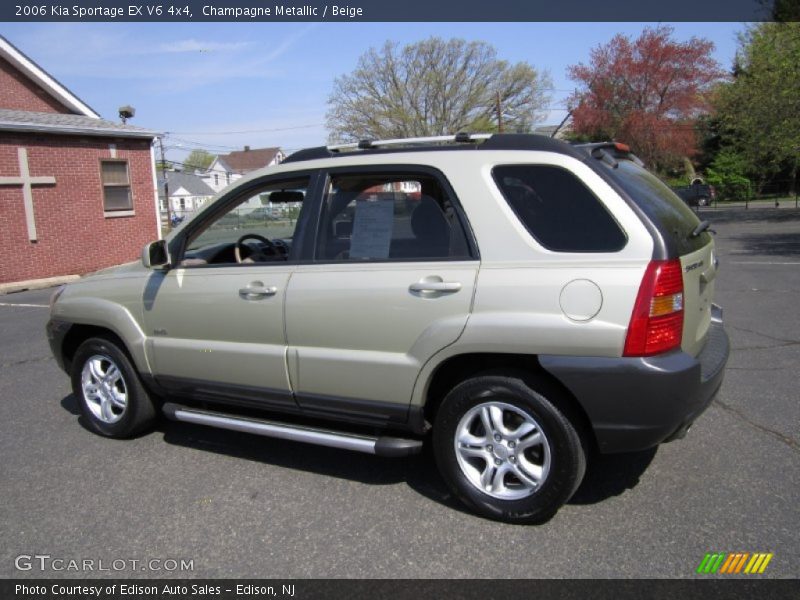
<box><xmin>0</xmin><ymin>274</ymin><xmax>80</xmax><ymax>295</ymax></box>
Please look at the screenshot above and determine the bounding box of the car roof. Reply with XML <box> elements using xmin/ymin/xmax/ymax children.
<box><xmin>283</xmin><ymin>133</ymin><xmax>589</xmax><ymax>164</ymax></box>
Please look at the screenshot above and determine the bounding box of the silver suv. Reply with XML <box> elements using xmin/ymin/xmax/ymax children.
<box><xmin>47</xmin><ymin>134</ymin><xmax>729</xmax><ymax>523</ymax></box>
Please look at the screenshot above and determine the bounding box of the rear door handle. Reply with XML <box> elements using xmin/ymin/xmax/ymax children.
<box><xmin>239</xmin><ymin>284</ymin><xmax>278</xmax><ymax>299</ymax></box>
<box><xmin>409</xmin><ymin>281</ymin><xmax>462</xmax><ymax>293</ymax></box>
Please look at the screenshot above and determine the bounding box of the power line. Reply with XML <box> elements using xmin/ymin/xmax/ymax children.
<box><xmin>165</xmin><ymin>136</ymin><xmax>241</xmax><ymax>151</ymax></box>
<box><xmin>157</xmin><ymin>159</ymin><xmax>197</xmax><ymax>169</ymax></box>
<box><xmin>168</xmin><ymin>123</ymin><xmax>324</xmax><ymax>136</ymax></box>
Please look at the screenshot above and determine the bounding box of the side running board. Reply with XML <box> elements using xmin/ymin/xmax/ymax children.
<box><xmin>162</xmin><ymin>403</ymin><xmax>423</xmax><ymax>457</ymax></box>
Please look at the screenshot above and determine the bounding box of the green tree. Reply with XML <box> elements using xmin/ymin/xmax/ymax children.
<box><xmin>326</xmin><ymin>38</ymin><xmax>551</xmax><ymax>142</ymax></box>
<box><xmin>714</xmin><ymin>23</ymin><xmax>800</xmax><ymax>190</ymax></box>
<box><xmin>706</xmin><ymin>148</ymin><xmax>752</xmax><ymax>202</ymax></box>
<box><xmin>760</xmin><ymin>0</ymin><xmax>800</xmax><ymax>22</ymax></box>
<box><xmin>183</xmin><ymin>149</ymin><xmax>215</xmax><ymax>173</ymax></box>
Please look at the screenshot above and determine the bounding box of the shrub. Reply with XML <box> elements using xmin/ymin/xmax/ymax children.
<box><xmin>705</xmin><ymin>149</ymin><xmax>753</xmax><ymax>202</ymax></box>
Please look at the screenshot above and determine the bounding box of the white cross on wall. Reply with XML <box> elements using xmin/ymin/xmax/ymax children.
<box><xmin>0</xmin><ymin>147</ymin><xmax>56</xmax><ymax>241</ymax></box>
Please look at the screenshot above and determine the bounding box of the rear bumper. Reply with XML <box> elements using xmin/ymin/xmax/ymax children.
<box><xmin>540</xmin><ymin>306</ymin><xmax>729</xmax><ymax>453</ymax></box>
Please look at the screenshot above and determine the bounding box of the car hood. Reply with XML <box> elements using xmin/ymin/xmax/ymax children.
<box><xmin>81</xmin><ymin>260</ymin><xmax>146</xmax><ymax>280</ymax></box>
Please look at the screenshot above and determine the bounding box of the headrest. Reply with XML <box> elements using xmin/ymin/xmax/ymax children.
<box><xmin>411</xmin><ymin>196</ymin><xmax>449</xmax><ymax>242</ymax></box>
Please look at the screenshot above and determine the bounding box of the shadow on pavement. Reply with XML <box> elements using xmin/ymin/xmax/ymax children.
<box><xmin>159</xmin><ymin>418</ymin><xmax>481</xmax><ymax>516</ymax></box>
<box><xmin>729</xmin><ymin>232</ymin><xmax>800</xmax><ymax>257</ymax></box>
<box><xmin>60</xmin><ymin>394</ymin><xmax>80</xmax><ymax>415</ymax></box>
<box><xmin>160</xmin><ymin>416</ymin><xmax>412</xmax><ymax>486</ymax></box>
<box><xmin>569</xmin><ymin>448</ymin><xmax>657</xmax><ymax>505</ymax></box>
<box><xmin>59</xmin><ymin>395</ymin><xmax>657</xmax><ymax>517</ymax></box>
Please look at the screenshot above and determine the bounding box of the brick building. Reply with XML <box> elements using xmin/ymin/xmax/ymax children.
<box><xmin>0</xmin><ymin>35</ymin><xmax>160</xmax><ymax>286</ymax></box>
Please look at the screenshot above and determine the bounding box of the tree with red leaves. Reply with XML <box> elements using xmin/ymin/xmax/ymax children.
<box><xmin>568</xmin><ymin>25</ymin><xmax>725</xmax><ymax>172</ymax></box>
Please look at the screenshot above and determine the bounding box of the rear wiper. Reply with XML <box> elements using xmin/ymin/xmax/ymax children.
<box><xmin>690</xmin><ymin>220</ymin><xmax>715</xmax><ymax>238</ymax></box>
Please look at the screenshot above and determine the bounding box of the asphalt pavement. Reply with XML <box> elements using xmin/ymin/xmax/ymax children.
<box><xmin>0</xmin><ymin>207</ymin><xmax>797</xmax><ymax>579</ymax></box>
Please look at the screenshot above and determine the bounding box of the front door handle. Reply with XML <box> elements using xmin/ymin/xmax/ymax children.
<box><xmin>409</xmin><ymin>280</ymin><xmax>462</xmax><ymax>293</ymax></box>
<box><xmin>239</xmin><ymin>283</ymin><xmax>278</xmax><ymax>299</ymax></box>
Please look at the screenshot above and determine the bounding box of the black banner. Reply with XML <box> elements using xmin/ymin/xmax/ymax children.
<box><xmin>0</xmin><ymin>0</ymin><xmax>786</xmax><ymax>23</ymax></box>
<box><xmin>3</xmin><ymin>579</ymin><xmax>800</xmax><ymax>600</ymax></box>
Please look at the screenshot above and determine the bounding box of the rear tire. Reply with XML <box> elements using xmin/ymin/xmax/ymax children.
<box><xmin>433</xmin><ymin>374</ymin><xmax>585</xmax><ymax>524</ymax></box>
<box><xmin>71</xmin><ymin>336</ymin><xmax>156</xmax><ymax>438</ymax></box>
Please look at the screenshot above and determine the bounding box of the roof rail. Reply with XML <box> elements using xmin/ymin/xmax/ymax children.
<box><xmin>282</xmin><ymin>133</ymin><xmax>585</xmax><ymax>164</ymax></box>
<box><xmin>328</xmin><ymin>132</ymin><xmax>491</xmax><ymax>152</ymax></box>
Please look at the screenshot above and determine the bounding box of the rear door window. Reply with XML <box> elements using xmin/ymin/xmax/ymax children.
<box><xmin>316</xmin><ymin>172</ymin><xmax>474</xmax><ymax>262</ymax></box>
<box><xmin>492</xmin><ymin>165</ymin><xmax>627</xmax><ymax>252</ymax></box>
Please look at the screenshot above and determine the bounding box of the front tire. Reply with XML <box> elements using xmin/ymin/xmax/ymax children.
<box><xmin>433</xmin><ymin>374</ymin><xmax>585</xmax><ymax>524</ymax></box>
<box><xmin>71</xmin><ymin>336</ymin><xmax>156</xmax><ymax>438</ymax></box>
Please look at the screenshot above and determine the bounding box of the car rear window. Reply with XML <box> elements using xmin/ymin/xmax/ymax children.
<box><xmin>602</xmin><ymin>159</ymin><xmax>711</xmax><ymax>255</ymax></box>
<box><xmin>492</xmin><ymin>165</ymin><xmax>627</xmax><ymax>252</ymax></box>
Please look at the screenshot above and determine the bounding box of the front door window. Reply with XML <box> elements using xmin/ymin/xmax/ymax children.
<box><xmin>182</xmin><ymin>178</ymin><xmax>309</xmax><ymax>266</ymax></box>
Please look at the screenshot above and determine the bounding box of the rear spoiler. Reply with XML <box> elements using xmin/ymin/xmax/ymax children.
<box><xmin>574</xmin><ymin>141</ymin><xmax>645</xmax><ymax>168</ymax></box>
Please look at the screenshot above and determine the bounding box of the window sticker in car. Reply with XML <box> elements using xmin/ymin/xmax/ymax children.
<box><xmin>349</xmin><ymin>198</ymin><xmax>394</xmax><ymax>259</ymax></box>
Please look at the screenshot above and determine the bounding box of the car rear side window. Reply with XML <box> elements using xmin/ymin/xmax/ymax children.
<box><xmin>492</xmin><ymin>165</ymin><xmax>627</xmax><ymax>252</ymax></box>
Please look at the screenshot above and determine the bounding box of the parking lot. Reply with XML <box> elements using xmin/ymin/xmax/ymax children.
<box><xmin>0</xmin><ymin>208</ymin><xmax>797</xmax><ymax>579</ymax></box>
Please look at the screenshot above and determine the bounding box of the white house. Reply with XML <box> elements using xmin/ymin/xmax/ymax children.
<box><xmin>157</xmin><ymin>170</ymin><xmax>215</xmax><ymax>219</ymax></box>
<box><xmin>202</xmin><ymin>146</ymin><xmax>285</xmax><ymax>193</ymax></box>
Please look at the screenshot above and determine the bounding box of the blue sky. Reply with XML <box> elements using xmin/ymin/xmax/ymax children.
<box><xmin>2</xmin><ymin>22</ymin><xmax>745</xmax><ymax>162</ymax></box>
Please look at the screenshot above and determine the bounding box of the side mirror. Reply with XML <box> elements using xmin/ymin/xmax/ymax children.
<box><xmin>142</xmin><ymin>240</ymin><xmax>170</xmax><ymax>270</ymax></box>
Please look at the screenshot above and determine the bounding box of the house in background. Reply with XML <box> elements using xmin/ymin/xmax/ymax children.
<box><xmin>0</xmin><ymin>35</ymin><xmax>160</xmax><ymax>286</ymax></box>
<box><xmin>532</xmin><ymin>119</ymin><xmax>573</xmax><ymax>140</ymax></box>
<box><xmin>157</xmin><ymin>170</ymin><xmax>215</xmax><ymax>220</ymax></box>
<box><xmin>202</xmin><ymin>146</ymin><xmax>285</xmax><ymax>193</ymax></box>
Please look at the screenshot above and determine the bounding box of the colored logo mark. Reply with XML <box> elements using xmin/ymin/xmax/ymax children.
<box><xmin>696</xmin><ymin>552</ymin><xmax>773</xmax><ymax>574</ymax></box>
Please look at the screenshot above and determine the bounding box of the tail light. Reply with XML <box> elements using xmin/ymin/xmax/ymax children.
<box><xmin>623</xmin><ymin>260</ymin><xmax>684</xmax><ymax>356</ymax></box>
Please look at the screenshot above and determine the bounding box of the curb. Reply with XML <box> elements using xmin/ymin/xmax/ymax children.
<box><xmin>0</xmin><ymin>274</ymin><xmax>81</xmax><ymax>295</ymax></box>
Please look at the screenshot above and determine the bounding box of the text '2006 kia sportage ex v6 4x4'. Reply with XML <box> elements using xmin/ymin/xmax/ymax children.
<box><xmin>47</xmin><ymin>134</ymin><xmax>729</xmax><ymax>523</ymax></box>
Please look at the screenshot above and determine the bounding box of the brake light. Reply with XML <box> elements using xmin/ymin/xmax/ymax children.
<box><xmin>613</xmin><ymin>142</ymin><xmax>631</xmax><ymax>153</ymax></box>
<box><xmin>623</xmin><ymin>259</ymin><xmax>684</xmax><ymax>356</ymax></box>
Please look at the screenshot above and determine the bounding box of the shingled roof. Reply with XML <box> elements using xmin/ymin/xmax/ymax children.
<box><xmin>157</xmin><ymin>171</ymin><xmax>215</xmax><ymax>199</ymax></box>
<box><xmin>0</xmin><ymin>108</ymin><xmax>159</xmax><ymax>138</ymax></box>
<box><xmin>217</xmin><ymin>147</ymin><xmax>282</xmax><ymax>173</ymax></box>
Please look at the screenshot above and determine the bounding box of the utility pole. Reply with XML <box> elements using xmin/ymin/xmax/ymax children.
<box><xmin>158</xmin><ymin>137</ymin><xmax>172</xmax><ymax>232</ymax></box>
<box><xmin>496</xmin><ymin>91</ymin><xmax>504</xmax><ymax>133</ymax></box>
